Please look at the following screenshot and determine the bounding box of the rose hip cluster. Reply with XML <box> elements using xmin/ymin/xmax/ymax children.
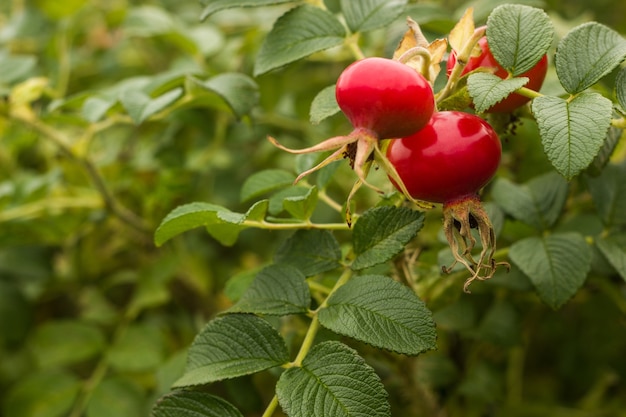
<box><xmin>270</xmin><ymin>26</ymin><xmax>547</xmax><ymax>290</ymax></box>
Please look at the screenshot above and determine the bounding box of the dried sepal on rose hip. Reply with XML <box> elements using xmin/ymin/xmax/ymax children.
<box><xmin>386</xmin><ymin>111</ymin><xmax>510</xmax><ymax>292</ymax></box>
<box><xmin>268</xmin><ymin>56</ymin><xmax>435</xmax><ymax>191</ymax></box>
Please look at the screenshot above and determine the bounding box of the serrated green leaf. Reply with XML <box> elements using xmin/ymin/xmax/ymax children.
<box><xmin>245</xmin><ymin>199</ymin><xmax>269</xmax><ymax>222</ymax></box>
<box><xmin>532</xmin><ymin>93</ymin><xmax>613</xmax><ymax>179</ymax></box>
<box><xmin>155</xmin><ymin>202</ymin><xmax>245</xmax><ymax>247</ymax></box>
<box><xmin>310</xmin><ymin>84</ymin><xmax>340</xmax><ymax>124</ymax></box>
<box><xmin>509</xmin><ymin>233</ymin><xmax>591</xmax><ymax>309</ymax></box>
<box><xmin>30</xmin><ymin>320</ymin><xmax>106</xmax><ymax>369</ymax></box>
<box><xmin>318</xmin><ymin>275</ymin><xmax>436</xmax><ymax>355</ymax></box>
<box><xmin>254</xmin><ymin>5</ymin><xmax>346</xmax><ymax>76</ymax></box>
<box><xmin>340</xmin><ymin>0</ymin><xmax>407</xmax><ymax>33</ymax></box>
<box><xmin>555</xmin><ymin>22</ymin><xmax>626</xmax><ymax>94</ymax></box>
<box><xmin>174</xmin><ymin>314</ymin><xmax>289</xmax><ymax>387</ymax></box>
<box><xmin>120</xmin><ymin>88</ymin><xmax>183</xmax><ymax>124</ymax></box>
<box><xmin>283</xmin><ymin>186</ymin><xmax>318</xmax><ymax>220</ymax></box>
<box><xmin>491</xmin><ymin>171</ymin><xmax>568</xmax><ymax>230</ymax></box>
<box><xmin>240</xmin><ymin>169</ymin><xmax>296</xmax><ymax>202</ymax></box>
<box><xmin>193</xmin><ymin>73</ymin><xmax>259</xmax><ymax>118</ymax></box>
<box><xmin>153</xmin><ymin>389</ymin><xmax>244</xmax><ymax>417</ymax></box>
<box><xmin>586</xmin><ymin>162</ymin><xmax>626</xmax><ymax>227</ymax></box>
<box><xmin>486</xmin><ymin>4</ymin><xmax>553</xmax><ymax>76</ymax></box>
<box><xmin>228</xmin><ymin>264</ymin><xmax>311</xmax><ymax>315</ymax></box>
<box><xmin>199</xmin><ymin>0</ymin><xmax>294</xmax><ymax>20</ymax></box>
<box><xmin>268</xmin><ymin>186</ymin><xmax>310</xmax><ymax>215</ymax></box>
<box><xmin>352</xmin><ymin>206</ymin><xmax>424</xmax><ymax>271</ymax></box>
<box><xmin>468</xmin><ymin>73</ymin><xmax>529</xmax><ymax>113</ymax></box>
<box><xmin>596</xmin><ymin>234</ymin><xmax>626</xmax><ymax>282</ymax></box>
<box><xmin>276</xmin><ymin>341</ymin><xmax>391</xmax><ymax>417</ymax></box>
<box><xmin>586</xmin><ymin>127</ymin><xmax>622</xmax><ymax>177</ymax></box>
<box><xmin>275</xmin><ymin>229</ymin><xmax>342</xmax><ymax>276</ymax></box>
<box><xmin>3</xmin><ymin>370</ymin><xmax>81</xmax><ymax>417</ymax></box>
<box><xmin>616</xmin><ymin>66</ymin><xmax>626</xmax><ymax>111</ymax></box>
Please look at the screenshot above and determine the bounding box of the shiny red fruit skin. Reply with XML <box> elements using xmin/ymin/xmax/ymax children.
<box><xmin>446</xmin><ymin>37</ymin><xmax>548</xmax><ymax>112</ymax></box>
<box><xmin>336</xmin><ymin>57</ymin><xmax>435</xmax><ymax>139</ymax></box>
<box><xmin>387</xmin><ymin>111</ymin><xmax>501</xmax><ymax>203</ymax></box>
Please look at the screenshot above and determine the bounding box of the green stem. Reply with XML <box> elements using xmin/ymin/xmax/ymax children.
<box><xmin>611</xmin><ymin>117</ymin><xmax>626</xmax><ymax>129</ymax></box>
<box><xmin>54</xmin><ymin>19</ymin><xmax>72</xmax><ymax>98</ymax></box>
<box><xmin>261</xmin><ymin>396</ymin><xmax>281</xmax><ymax>417</ymax></box>
<box><xmin>242</xmin><ymin>219</ymin><xmax>350</xmax><ymax>231</ymax></box>
<box><xmin>345</xmin><ymin>33</ymin><xmax>365</xmax><ymax>61</ymax></box>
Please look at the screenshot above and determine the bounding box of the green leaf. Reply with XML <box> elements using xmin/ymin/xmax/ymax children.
<box><xmin>596</xmin><ymin>234</ymin><xmax>626</xmax><ymax>282</ymax></box>
<box><xmin>191</xmin><ymin>73</ymin><xmax>260</xmax><ymax>118</ymax></box>
<box><xmin>276</xmin><ymin>341</ymin><xmax>391</xmax><ymax>417</ymax></box>
<box><xmin>174</xmin><ymin>314</ymin><xmax>289</xmax><ymax>387</ymax></box>
<box><xmin>81</xmin><ymin>96</ymin><xmax>117</xmax><ymax>122</ymax></box>
<box><xmin>86</xmin><ymin>377</ymin><xmax>144</xmax><ymax>417</ymax></box>
<box><xmin>155</xmin><ymin>202</ymin><xmax>245</xmax><ymax>247</ymax></box>
<box><xmin>491</xmin><ymin>171</ymin><xmax>569</xmax><ymax>230</ymax></box>
<box><xmin>617</xmin><ymin>67</ymin><xmax>626</xmax><ymax>111</ymax></box>
<box><xmin>555</xmin><ymin>22</ymin><xmax>626</xmax><ymax>94</ymax></box>
<box><xmin>586</xmin><ymin>162</ymin><xmax>626</xmax><ymax>227</ymax></box>
<box><xmin>586</xmin><ymin>127</ymin><xmax>622</xmax><ymax>176</ymax></box>
<box><xmin>240</xmin><ymin>169</ymin><xmax>296</xmax><ymax>202</ymax></box>
<box><xmin>509</xmin><ymin>233</ymin><xmax>591</xmax><ymax>309</ymax></box>
<box><xmin>124</xmin><ymin>6</ymin><xmax>175</xmax><ymax>36</ymax></box>
<box><xmin>108</xmin><ymin>324</ymin><xmax>165</xmax><ymax>372</ymax></box>
<box><xmin>318</xmin><ymin>275</ymin><xmax>437</xmax><ymax>355</ymax></box>
<box><xmin>228</xmin><ymin>264</ymin><xmax>311</xmax><ymax>315</ymax></box>
<box><xmin>352</xmin><ymin>206</ymin><xmax>424</xmax><ymax>271</ymax></box>
<box><xmin>532</xmin><ymin>93</ymin><xmax>613</xmax><ymax>179</ymax></box>
<box><xmin>283</xmin><ymin>186</ymin><xmax>318</xmax><ymax>220</ymax></box>
<box><xmin>120</xmin><ymin>88</ymin><xmax>183</xmax><ymax>124</ymax></box>
<box><xmin>199</xmin><ymin>0</ymin><xmax>294</xmax><ymax>21</ymax></box>
<box><xmin>310</xmin><ymin>84</ymin><xmax>340</xmax><ymax>124</ymax></box>
<box><xmin>153</xmin><ymin>390</ymin><xmax>243</xmax><ymax>417</ymax></box>
<box><xmin>254</xmin><ymin>5</ymin><xmax>346</xmax><ymax>76</ymax></box>
<box><xmin>486</xmin><ymin>4</ymin><xmax>553</xmax><ymax>76</ymax></box>
<box><xmin>0</xmin><ymin>51</ymin><xmax>36</xmax><ymax>84</ymax></box>
<box><xmin>275</xmin><ymin>229</ymin><xmax>342</xmax><ymax>276</ymax></box>
<box><xmin>467</xmin><ymin>73</ymin><xmax>529</xmax><ymax>113</ymax></box>
<box><xmin>3</xmin><ymin>370</ymin><xmax>81</xmax><ymax>417</ymax></box>
<box><xmin>33</xmin><ymin>0</ymin><xmax>87</xmax><ymax>20</ymax></box>
<box><xmin>30</xmin><ymin>320</ymin><xmax>106</xmax><ymax>369</ymax></box>
<box><xmin>340</xmin><ymin>0</ymin><xmax>407</xmax><ymax>33</ymax></box>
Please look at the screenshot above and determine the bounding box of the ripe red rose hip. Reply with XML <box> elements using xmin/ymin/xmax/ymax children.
<box><xmin>387</xmin><ymin>111</ymin><xmax>508</xmax><ymax>291</ymax></box>
<box><xmin>447</xmin><ymin>36</ymin><xmax>548</xmax><ymax>112</ymax></box>
<box><xmin>336</xmin><ymin>57</ymin><xmax>435</xmax><ymax>139</ymax></box>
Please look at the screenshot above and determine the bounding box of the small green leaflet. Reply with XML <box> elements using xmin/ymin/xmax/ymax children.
<box><xmin>340</xmin><ymin>0</ymin><xmax>407</xmax><ymax>33</ymax></box>
<box><xmin>227</xmin><ymin>264</ymin><xmax>311</xmax><ymax>315</ymax></box>
<box><xmin>586</xmin><ymin>127</ymin><xmax>622</xmax><ymax>176</ymax></box>
<box><xmin>532</xmin><ymin>93</ymin><xmax>613</xmax><ymax>179</ymax></box>
<box><xmin>174</xmin><ymin>314</ymin><xmax>289</xmax><ymax>387</ymax></box>
<box><xmin>283</xmin><ymin>186</ymin><xmax>318</xmax><ymax>220</ymax></box>
<box><xmin>310</xmin><ymin>84</ymin><xmax>340</xmax><ymax>124</ymax></box>
<box><xmin>274</xmin><ymin>229</ymin><xmax>342</xmax><ymax>276</ymax></box>
<box><xmin>254</xmin><ymin>5</ymin><xmax>346</xmax><ymax>76</ymax></box>
<box><xmin>199</xmin><ymin>0</ymin><xmax>294</xmax><ymax>21</ymax></box>
<box><xmin>486</xmin><ymin>4</ymin><xmax>553</xmax><ymax>76</ymax></box>
<box><xmin>351</xmin><ymin>206</ymin><xmax>424</xmax><ymax>271</ymax></box>
<box><xmin>586</xmin><ymin>162</ymin><xmax>626</xmax><ymax>227</ymax></box>
<box><xmin>120</xmin><ymin>88</ymin><xmax>183</xmax><ymax>124</ymax></box>
<box><xmin>3</xmin><ymin>371</ymin><xmax>81</xmax><ymax>417</ymax></box>
<box><xmin>153</xmin><ymin>391</ymin><xmax>243</xmax><ymax>417</ymax></box>
<box><xmin>509</xmin><ymin>233</ymin><xmax>591</xmax><ymax>309</ymax></box>
<box><xmin>318</xmin><ymin>275</ymin><xmax>437</xmax><ymax>355</ymax></box>
<box><xmin>467</xmin><ymin>73</ymin><xmax>529</xmax><ymax>113</ymax></box>
<box><xmin>491</xmin><ymin>171</ymin><xmax>568</xmax><ymax>231</ymax></box>
<box><xmin>276</xmin><ymin>341</ymin><xmax>391</xmax><ymax>417</ymax></box>
<box><xmin>0</xmin><ymin>51</ymin><xmax>36</xmax><ymax>84</ymax></box>
<box><xmin>596</xmin><ymin>234</ymin><xmax>626</xmax><ymax>283</ymax></box>
<box><xmin>190</xmin><ymin>73</ymin><xmax>260</xmax><ymax>118</ymax></box>
<box><xmin>240</xmin><ymin>169</ymin><xmax>296</xmax><ymax>202</ymax></box>
<box><xmin>555</xmin><ymin>22</ymin><xmax>626</xmax><ymax>94</ymax></box>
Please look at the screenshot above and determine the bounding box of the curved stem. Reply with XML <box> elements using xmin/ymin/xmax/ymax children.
<box><xmin>397</xmin><ymin>46</ymin><xmax>432</xmax><ymax>80</ymax></box>
<box><xmin>345</xmin><ymin>33</ymin><xmax>365</xmax><ymax>61</ymax></box>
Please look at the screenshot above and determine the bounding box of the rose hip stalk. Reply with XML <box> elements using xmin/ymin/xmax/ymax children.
<box><xmin>269</xmin><ymin>57</ymin><xmax>435</xmax><ymax>197</ymax></box>
<box><xmin>387</xmin><ymin>111</ymin><xmax>509</xmax><ymax>291</ymax></box>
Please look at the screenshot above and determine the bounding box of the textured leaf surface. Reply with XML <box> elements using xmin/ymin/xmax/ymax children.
<box><xmin>275</xmin><ymin>229</ymin><xmax>342</xmax><ymax>276</ymax></box>
<box><xmin>586</xmin><ymin>162</ymin><xmax>626</xmax><ymax>227</ymax></box>
<box><xmin>276</xmin><ymin>341</ymin><xmax>391</xmax><ymax>417</ymax></box>
<box><xmin>228</xmin><ymin>264</ymin><xmax>310</xmax><ymax>315</ymax></box>
<box><xmin>352</xmin><ymin>206</ymin><xmax>424</xmax><ymax>270</ymax></box>
<box><xmin>310</xmin><ymin>84</ymin><xmax>340</xmax><ymax>124</ymax></box>
<box><xmin>283</xmin><ymin>186</ymin><xmax>318</xmax><ymax>220</ymax></box>
<box><xmin>468</xmin><ymin>73</ymin><xmax>529</xmax><ymax>113</ymax></box>
<box><xmin>486</xmin><ymin>4</ymin><xmax>553</xmax><ymax>76</ymax></box>
<box><xmin>153</xmin><ymin>390</ymin><xmax>243</xmax><ymax>417</ymax></box>
<box><xmin>174</xmin><ymin>314</ymin><xmax>289</xmax><ymax>387</ymax></box>
<box><xmin>555</xmin><ymin>22</ymin><xmax>626</xmax><ymax>94</ymax></box>
<box><xmin>318</xmin><ymin>275</ymin><xmax>437</xmax><ymax>355</ymax></box>
<box><xmin>254</xmin><ymin>5</ymin><xmax>346</xmax><ymax>76</ymax></box>
<box><xmin>200</xmin><ymin>0</ymin><xmax>294</xmax><ymax>20</ymax></box>
<box><xmin>509</xmin><ymin>233</ymin><xmax>591</xmax><ymax>309</ymax></box>
<box><xmin>532</xmin><ymin>93</ymin><xmax>612</xmax><ymax>179</ymax></box>
<box><xmin>340</xmin><ymin>0</ymin><xmax>407</xmax><ymax>33</ymax></box>
<box><xmin>617</xmin><ymin>67</ymin><xmax>626</xmax><ymax>110</ymax></box>
<box><xmin>596</xmin><ymin>234</ymin><xmax>626</xmax><ymax>282</ymax></box>
<box><xmin>491</xmin><ymin>172</ymin><xmax>568</xmax><ymax>230</ymax></box>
